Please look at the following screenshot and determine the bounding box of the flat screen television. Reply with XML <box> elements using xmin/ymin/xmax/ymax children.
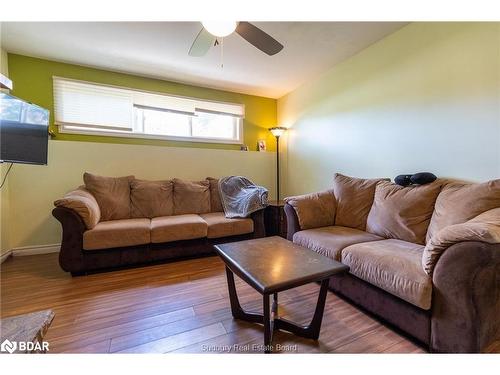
<box><xmin>0</xmin><ymin>92</ymin><xmax>49</xmax><ymax>165</ymax></box>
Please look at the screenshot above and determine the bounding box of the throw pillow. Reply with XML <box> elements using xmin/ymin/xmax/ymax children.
<box><xmin>130</xmin><ymin>179</ymin><xmax>174</xmax><ymax>218</ymax></box>
<box><xmin>207</xmin><ymin>177</ymin><xmax>224</xmax><ymax>212</ymax></box>
<box><xmin>173</xmin><ymin>178</ymin><xmax>211</xmax><ymax>215</ymax></box>
<box><xmin>366</xmin><ymin>180</ymin><xmax>443</xmax><ymax>244</ymax></box>
<box><xmin>83</xmin><ymin>172</ymin><xmax>133</xmax><ymax>221</ymax></box>
<box><xmin>284</xmin><ymin>190</ymin><xmax>336</xmax><ymax>230</ymax></box>
<box><xmin>332</xmin><ymin>173</ymin><xmax>389</xmax><ymax>230</ymax></box>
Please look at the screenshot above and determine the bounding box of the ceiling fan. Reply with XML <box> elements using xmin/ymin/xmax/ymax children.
<box><xmin>189</xmin><ymin>21</ymin><xmax>284</xmax><ymax>57</ymax></box>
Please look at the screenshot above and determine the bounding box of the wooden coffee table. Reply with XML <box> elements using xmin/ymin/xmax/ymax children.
<box><xmin>214</xmin><ymin>236</ymin><xmax>348</xmax><ymax>353</ymax></box>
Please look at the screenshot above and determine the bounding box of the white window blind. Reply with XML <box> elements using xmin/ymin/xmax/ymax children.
<box><xmin>132</xmin><ymin>91</ymin><xmax>196</xmax><ymax>115</ymax></box>
<box><xmin>195</xmin><ymin>101</ymin><xmax>244</xmax><ymax>118</ymax></box>
<box><xmin>53</xmin><ymin>77</ymin><xmax>245</xmax><ymax>144</ymax></box>
<box><xmin>53</xmin><ymin>77</ymin><xmax>134</xmax><ymax>131</ymax></box>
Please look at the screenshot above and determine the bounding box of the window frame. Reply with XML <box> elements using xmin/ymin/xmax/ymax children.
<box><xmin>54</xmin><ymin>77</ymin><xmax>245</xmax><ymax>145</ymax></box>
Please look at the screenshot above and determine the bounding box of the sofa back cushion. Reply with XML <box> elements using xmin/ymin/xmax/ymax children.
<box><xmin>332</xmin><ymin>173</ymin><xmax>389</xmax><ymax>230</ymax></box>
<box><xmin>83</xmin><ymin>172</ymin><xmax>133</xmax><ymax>221</ymax></box>
<box><xmin>207</xmin><ymin>177</ymin><xmax>224</xmax><ymax>212</ymax></box>
<box><xmin>426</xmin><ymin>179</ymin><xmax>500</xmax><ymax>242</ymax></box>
<box><xmin>366</xmin><ymin>181</ymin><xmax>443</xmax><ymax>245</ymax></box>
<box><xmin>54</xmin><ymin>187</ymin><xmax>101</xmax><ymax>229</ymax></box>
<box><xmin>284</xmin><ymin>190</ymin><xmax>336</xmax><ymax>230</ymax></box>
<box><xmin>173</xmin><ymin>178</ymin><xmax>211</xmax><ymax>215</ymax></box>
<box><xmin>130</xmin><ymin>179</ymin><xmax>174</xmax><ymax>218</ymax></box>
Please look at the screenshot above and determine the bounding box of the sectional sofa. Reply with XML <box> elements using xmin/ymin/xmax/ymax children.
<box><xmin>52</xmin><ymin>173</ymin><xmax>265</xmax><ymax>275</ymax></box>
<box><xmin>284</xmin><ymin>173</ymin><xmax>500</xmax><ymax>353</ymax></box>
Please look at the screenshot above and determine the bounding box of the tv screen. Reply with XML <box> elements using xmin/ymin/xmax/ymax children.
<box><xmin>0</xmin><ymin>92</ymin><xmax>49</xmax><ymax>165</ymax></box>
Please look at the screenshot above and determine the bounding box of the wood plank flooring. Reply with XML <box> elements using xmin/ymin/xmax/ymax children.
<box><xmin>0</xmin><ymin>253</ymin><xmax>430</xmax><ymax>353</ymax></box>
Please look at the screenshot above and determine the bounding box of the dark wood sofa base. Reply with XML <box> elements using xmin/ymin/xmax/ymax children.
<box><xmin>71</xmin><ymin>234</ymin><xmax>255</xmax><ymax>276</ymax></box>
<box><xmin>328</xmin><ymin>273</ymin><xmax>431</xmax><ymax>350</ymax></box>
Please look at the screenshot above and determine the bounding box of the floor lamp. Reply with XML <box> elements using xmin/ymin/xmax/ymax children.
<box><xmin>269</xmin><ymin>127</ymin><xmax>287</xmax><ymax>201</ymax></box>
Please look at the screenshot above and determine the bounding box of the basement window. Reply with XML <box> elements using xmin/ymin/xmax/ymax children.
<box><xmin>53</xmin><ymin>77</ymin><xmax>244</xmax><ymax>144</ymax></box>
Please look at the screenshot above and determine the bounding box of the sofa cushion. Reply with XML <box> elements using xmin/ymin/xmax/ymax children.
<box><xmin>150</xmin><ymin>214</ymin><xmax>208</xmax><ymax>243</ymax></box>
<box><xmin>207</xmin><ymin>177</ymin><xmax>224</xmax><ymax>212</ymax></box>
<box><xmin>54</xmin><ymin>187</ymin><xmax>101</xmax><ymax>229</ymax></box>
<box><xmin>83</xmin><ymin>172</ymin><xmax>133</xmax><ymax>221</ymax></box>
<box><xmin>332</xmin><ymin>173</ymin><xmax>389</xmax><ymax>230</ymax></box>
<box><xmin>366</xmin><ymin>181</ymin><xmax>443</xmax><ymax>245</ymax></box>
<box><xmin>284</xmin><ymin>191</ymin><xmax>336</xmax><ymax>230</ymax></box>
<box><xmin>426</xmin><ymin>179</ymin><xmax>500</xmax><ymax>242</ymax></box>
<box><xmin>130</xmin><ymin>179</ymin><xmax>174</xmax><ymax>218</ymax></box>
<box><xmin>83</xmin><ymin>218</ymin><xmax>150</xmax><ymax>250</ymax></box>
<box><xmin>342</xmin><ymin>239</ymin><xmax>432</xmax><ymax>310</ymax></box>
<box><xmin>200</xmin><ymin>212</ymin><xmax>254</xmax><ymax>238</ymax></box>
<box><xmin>292</xmin><ymin>225</ymin><xmax>384</xmax><ymax>261</ymax></box>
<box><xmin>173</xmin><ymin>179</ymin><xmax>211</xmax><ymax>215</ymax></box>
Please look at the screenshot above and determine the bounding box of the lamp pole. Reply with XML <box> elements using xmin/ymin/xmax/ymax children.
<box><xmin>276</xmin><ymin>135</ymin><xmax>280</xmax><ymax>202</ymax></box>
<box><xmin>269</xmin><ymin>127</ymin><xmax>287</xmax><ymax>202</ymax></box>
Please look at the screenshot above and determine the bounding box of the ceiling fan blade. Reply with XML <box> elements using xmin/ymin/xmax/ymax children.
<box><xmin>189</xmin><ymin>28</ymin><xmax>216</xmax><ymax>57</ymax></box>
<box><xmin>235</xmin><ymin>22</ymin><xmax>283</xmax><ymax>56</ymax></box>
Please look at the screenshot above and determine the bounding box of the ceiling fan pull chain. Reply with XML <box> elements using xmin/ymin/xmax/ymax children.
<box><xmin>220</xmin><ymin>37</ymin><xmax>224</xmax><ymax>69</ymax></box>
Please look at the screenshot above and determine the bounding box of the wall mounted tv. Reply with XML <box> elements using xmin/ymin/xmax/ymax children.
<box><xmin>0</xmin><ymin>92</ymin><xmax>49</xmax><ymax>165</ymax></box>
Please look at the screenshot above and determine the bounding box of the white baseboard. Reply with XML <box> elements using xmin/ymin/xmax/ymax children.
<box><xmin>1</xmin><ymin>244</ymin><xmax>61</xmax><ymax>264</ymax></box>
<box><xmin>12</xmin><ymin>243</ymin><xmax>61</xmax><ymax>257</ymax></box>
<box><xmin>0</xmin><ymin>251</ymin><xmax>12</xmax><ymax>264</ymax></box>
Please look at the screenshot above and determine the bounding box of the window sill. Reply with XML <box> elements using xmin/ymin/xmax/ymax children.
<box><xmin>58</xmin><ymin>126</ymin><xmax>244</xmax><ymax>145</ymax></box>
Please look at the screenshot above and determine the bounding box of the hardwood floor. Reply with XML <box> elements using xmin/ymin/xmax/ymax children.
<box><xmin>0</xmin><ymin>253</ymin><xmax>429</xmax><ymax>353</ymax></box>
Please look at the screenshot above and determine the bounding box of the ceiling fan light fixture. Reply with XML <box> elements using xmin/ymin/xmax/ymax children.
<box><xmin>202</xmin><ymin>21</ymin><xmax>238</xmax><ymax>38</ymax></box>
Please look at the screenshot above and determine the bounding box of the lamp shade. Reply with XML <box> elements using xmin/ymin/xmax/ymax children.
<box><xmin>269</xmin><ymin>126</ymin><xmax>287</xmax><ymax>138</ymax></box>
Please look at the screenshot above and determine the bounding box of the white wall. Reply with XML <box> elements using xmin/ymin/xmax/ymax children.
<box><xmin>7</xmin><ymin>140</ymin><xmax>276</xmax><ymax>249</ymax></box>
<box><xmin>278</xmin><ymin>23</ymin><xmax>500</xmax><ymax>196</ymax></box>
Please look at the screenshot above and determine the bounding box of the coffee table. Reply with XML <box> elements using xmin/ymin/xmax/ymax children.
<box><xmin>214</xmin><ymin>236</ymin><xmax>348</xmax><ymax>353</ymax></box>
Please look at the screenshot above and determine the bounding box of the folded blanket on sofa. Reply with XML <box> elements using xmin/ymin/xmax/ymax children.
<box><xmin>219</xmin><ymin>176</ymin><xmax>268</xmax><ymax>218</ymax></box>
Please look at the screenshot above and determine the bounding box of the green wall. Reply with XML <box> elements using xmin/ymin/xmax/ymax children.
<box><xmin>8</xmin><ymin>54</ymin><xmax>277</xmax><ymax>151</ymax></box>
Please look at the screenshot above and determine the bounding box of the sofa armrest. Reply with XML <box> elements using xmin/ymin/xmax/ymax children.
<box><xmin>54</xmin><ymin>187</ymin><xmax>101</xmax><ymax>229</ymax></box>
<box><xmin>284</xmin><ymin>203</ymin><xmax>301</xmax><ymax>241</ymax></box>
<box><xmin>423</xmin><ymin>208</ymin><xmax>500</xmax><ymax>276</ymax></box>
<box><xmin>431</xmin><ymin>241</ymin><xmax>500</xmax><ymax>353</ymax></box>
<box><xmin>283</xmin><ymin>190</ymin><xmax>336</xmax><ymax>234</ymax></box>
<box><xmin>52</xmin><ymin>207</ymin><xmax>87</xmax><ymax>273</ymax></box>
<box><xmin>250</xmin><ymin>209</ymin><xmax>266</xmax><ymax>238</ymax></box>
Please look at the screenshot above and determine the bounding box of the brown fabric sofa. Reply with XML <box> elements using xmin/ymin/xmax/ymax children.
<box><xmin>284</xmin><ymin>173</ymin><xmax>500</xmax><ymax>353</ymax></box>
<box><xmin>53</xmin><ymin>173</ymin><xmax>265</xmax><ymax>275</ymax></box>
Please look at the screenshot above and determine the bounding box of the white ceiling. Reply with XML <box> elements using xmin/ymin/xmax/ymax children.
<box><xmin>0</xmin><ymin>22</ymin><xmax>407</xmax><ymax>98</ymax></box>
